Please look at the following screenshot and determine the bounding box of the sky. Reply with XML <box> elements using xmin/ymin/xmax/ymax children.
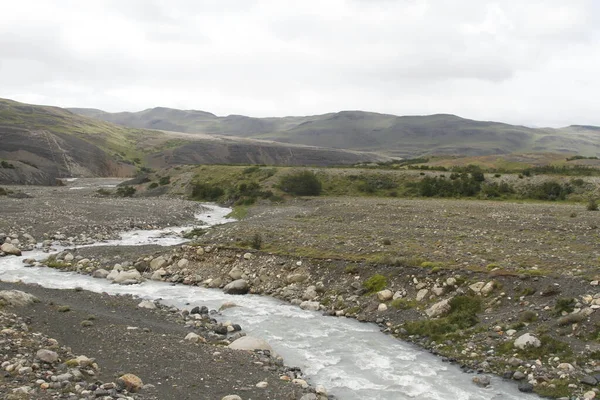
<box><xmin>1</xmin><ymin>0</ymin><xmax>599</xmax><ymax>127</ymax></box>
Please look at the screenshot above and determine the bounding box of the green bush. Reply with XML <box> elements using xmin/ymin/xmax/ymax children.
<box><xmin>525</xmin><ymin>181</ymin><xmax>573</xmax><ymax>201</ymax></box>
<box><xmin>0</xmin><ymin>187</ymin><xmax>7</xmax><ymax>196</ymax></box>
<box><xmin>553</xmin><ymin>297</ymin><xmax>576</xmax><ymax>316</ymax></box>
<box><xmin>250</xmin><ymin>233</ymin><xmax>263</xmax><ymax>250</ymax></box>
<box><xmin>191</xmin><ymin>183</ymin><xmax>225</xmax><ymax>201</ymax></box>
<box><xmin>0</xmin><ymin>160</ymin><xmax>15</xmax><ymax>169</ymax></box>
<box><xmin>279</xmin><ymin>171</ymin><xmax>322</xmax><ymax>196</ymax></box>
<box><xmin>587</xmin><ymin>198</ymin><xmax>598</xmax><ymax>211</ymax></box>
<box><xmin>363</xmin><ymin>274</ymin><xmax>387</xmax><ymax>293</ymax></box>
<box><xmin>391</xmin><ymin>298</ymin><xmax>417</xmax><ymax>310</ymax></box>
<box><xmin>158</xmin><ymin>176</ymin><xmax>171</xmax><ymax>185</ymax></box>
<box><xmin>148</xmin><ymin>182</ymin><xmax>159</xmax><ymax>189</ymax></box>
<box><xmin>115</xmin><ymin>186</ymin><xmax>136</xmax><ymax>197</ymax></box>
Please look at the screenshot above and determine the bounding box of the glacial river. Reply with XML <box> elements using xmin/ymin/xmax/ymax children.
<box><xmin>0</xmin><ymin>204</ymin><xmax>535</xmax><ymax>400</ymax></box>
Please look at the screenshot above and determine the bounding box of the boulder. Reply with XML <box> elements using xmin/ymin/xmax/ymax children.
<box><xmin>0</xmin><ymin>290</ymin><xmax>38</xmax><ymax>307</ymax></box>
<box><xmin>228</xmin><ymin>336</ymin><xmax>273</xmax><ymax>352</ymax></box>
<box><xmin>117</xmin><ymin>374</ymin><xmax>143</xmax><ymax>392</ymax></box>
<box><xmin>138</xmin><ymin>300</ymin><xmax>156</xmax><ymax>309</ymax></box>
<box><xmin>151</xmin><ymin>268</ymin><xmax>167</xmax><ymax>281</ymax></box>
<box><xmin>221</xmin><ymin>396</ymin><xmax>242</xmax><ymax>400</ymax></box>
<box><xmin>377</xmin><ymin>289</ymin><xmax>393</xmax><ymax>301</ymax></box>
<box><xmin>0</xmin><ymin>242</ymin><xmax>21</xmax><ymax>256</ymax></box>
<box><xmin>481</xmin><ymin>281</ymin><xmax>495</xmax><ymax>296</ymax></box>
<box><xmin>426</xmin><ymin>298</ymin><xmax>452</xmax><ymax>318</ymax></box>
<box><xmin>514</xmin><ymin>333</ymin><xmax>541</xmax><ymax>350</ymax></box>
<box><xmin>92</xmin><ymin>269</ymin><xmax>109</xmax><ymax>279</ymax></box>
<box><xmin>302</xmin><ymin>286</ymin><xmax>318</xmax><ymax>301</ymax></box>
<box><xmin>113</xmin><ymin>269</ymin><xmax>142</xmax><ymax>284</ymax></box>
<box><xmin>472</xmin><ymin>375</ymin><xmax>491</xmax><ymax>387</ymax></box>
<box><xmin>416</xmin><ymin>289</ymin><xmax>429</xmax><ymax>302</ymax></box>
<box><xmin>184</xmin><ymin>332</ymin><xmax>205</xmax><ymax>343</ymax></box>
<box><xmin>177</xmin><ymin>258</ymin><xmax>189</xmax><ymax>268</ymax></box>
<box><xmin>150</xmin><ymin>256</ymin><xmax>167</xmax><ymax>271</ymax></box>
<box><xmin>378</xmin><ymin>303</ymin><xmax>388</xmax><ymax>312</ymax></box>
<box><xmin>228</xmin><ymin>267</ymin><xmax>243</xmax><ymax>280</ymax></box>
<box><xmin>287</xmin><ymin>273</ymin><xmax>308</xmax><ymax>284</ymax></box>
<box><xmin>300</xmin><ymin>301</ymin><xmax>320</xmax><ymax>311</ymax></box>
<box><xmin>469</xmin><ymin>282</ymin><xmax>486</xmax><ymax>294</ymax></box>
<box><xmin>36</xmin><ymin>349</ymin><xmax>59</xmax><ymax>363</ymax></box>
<box><xmin>223</xmin><ymin>279</ymin><xmax>249</xmax><ymax>295</ymax></box>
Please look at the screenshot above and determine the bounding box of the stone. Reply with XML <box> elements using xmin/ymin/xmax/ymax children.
<box><xmin>243</xmin><ymin>252</ymin><xmax>254</xmax><ymax>260</ymax></box>
<box><xmin>36</xmin><ymin>349</ymin><xmax>59</xmax><ymax>363</ymax></box>
<box><xmin>514</xmin><ymin>333</ymin><xmax>541</xmax><ymax>350</ymax></box>
<box><xmin>518</xmin><ymin>382</ymin><xmax>534</xmax><ymax>392</ymax></box>
<box><xmin>221</xmin><ymin>396</ymin><xmax>242</xmax><ymax>400</ymax></box>
<box><xmin>315</xmin><ymin>384</ymin><xmax>327</xmax><ymax>395</ymax></box>
<box><xmin>469</xmin><ymin>282</ymin><xmax>485</xmax><ymax>293</ymax></box>
<box><xmin>64</xmin><ymin>253</ymin><xmax>74</xmax><ymax>262</ymax></box>
<box><xmin>0</xmin><ymin>290</ymin><xmax>38</xmax><ymax>307</ymax></box>
<box><xmin>286</xmin><ymin>273</ymin><xmax>308</xmax><ymax>284</ymax></box>
<box><xmin>209</xmin><ymin>277</ymin><xmax>223</xmax><ymax>288</ymax></box>
<box><xmin>557</xmin><ymin>362</ymin><xmax>575</xmax><ymax>372</ymax></box>
<box><xmin>255</xmin><ymin>381</ymin><xmax>268</xmax><ymax>388</ymax></box>
<box><xmin>228</xmin><ymin>336</ymin><xmax>273</xmax><ymax>352</ymax></box>
<box><xmin>378</xmin><ymin>303</ymin><xmax>388</xmax><ymax>312</ymax></box>
<box><xmin>416</xmin><ymin>288</ymin><xmax>429</xmax><ymax>302</ymax></box>
<box><xmin>150</xmin><ymin>256</ymin><xmax>167</xmax><ymax>270</ymax></box>
<box><xmin>0</xmin><ymin>243</ymin><xmax>21</xmax><ymax>256</ymax></box>
<box><xmin>300</xmin><ymin>395</ymin><xmax>318</xmax><ymax>400</ymax></box>
<box><xmin>584</xmin><ymin>391</ymin><xmax>596</xmax><ymax>399</ymax></box>
<box><xmin>228</xmin><ymin>267</ymin><xmax>243</xmax><ymax>280</ymax></box>
<box><xmin>581</xmin><ymin>375</ymin><xmax>598</xmax><ymax>386</ymax></box>
<box><xmin>92</xmin><ymin>269</ymin><xmax>109</xmax><ymax>279</ymax></box>
<box><xmin>426</xmin><ymin>299</ymin><xmax>452</xmax><ymax>318</ymax></box>
<box><xmin>219</xmin><ymin>301</ymin><xmax>238</xmax><ymax>311</ymax></box>
<box><xmin>113</xmin><ymin>269</ymin><xmax>142</xmax><ymax>284</ymax></box>
<box><xmin>177</xmin><ymin>258</ymin><xmax>189</xmax><ymax>268</ymax></box>
<box><xmin>300</xmin><ymin>301</ymin><xmax>320</xmax><ymax>311</ymax></box>
<box><xmin>151</xmin><ymin>268</ymin><xmax>167</xmax><ymax>280</ymax></box>
<box><xmin>292</xmin><ymin>378</ymin><xmax>309</xmax><ymax>388</ymax></box>
<box><xmin>118</xmin><ymin>373</ymin><xmax>143</xmax><ymax>392</ymax></box>
<box><xmin>106</xmin><ymin>269</ymin><xmax>120</xmax><ymax>281</ymax></box>
<box><xmin>377</xmin><ymin>289</ymin><xmax>393</xmax><ymax>301</ymax></box>
<box><xmin>138</xmin><ymin>300</ymin><xmax>156</xmax><ymax>309</ymax></box>
<box><xmin>223</xmin><ymin>279</ymin><xmax>249</xmax><ymax>295</ymax></box>
<box><xmin>472</xmin><ymin>375</ymin><xmax>491</xmax><ymax>387</ymax></box>
<box><xmin>185</xmin><ymin>332</ymin><xmax>205</xmax><ymax>343</ymax></box>
<box><xmin>302</xmin><ymin>286</ymin><xmax>318</xmax><ymax>301</ymax></box>
<box><xmin>512</xmin><ymin>371</ymin><xmax>526</xmax><ymax>380</ymax></box>
<box><xmin>480</xmin><ymin>281</ymin><xmax>495</xmax><ymax>296</ymax></box>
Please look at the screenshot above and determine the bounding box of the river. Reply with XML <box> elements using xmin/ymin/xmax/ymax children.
<box><xmin>0</xmin><ymin>203</ymin><xmax>535</xmax><ymax>400</ymax></box>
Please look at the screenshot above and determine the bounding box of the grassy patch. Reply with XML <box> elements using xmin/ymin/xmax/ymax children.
<box><xmin>363</xmin><ymin>274</ymin><xmax>388</xmax><ymax>294</ymax></box>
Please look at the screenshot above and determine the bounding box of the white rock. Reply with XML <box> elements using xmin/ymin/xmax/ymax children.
<box><xmin>480</xmin><ymin>281</ymin><xmax>495</xmax><ymax>296</ymax></box>
<box><xmin>36</xmin><ymin>349</ymin><xmax>59</xmax><ymax>363</ymax></box>
<box><xmin>377</xmin><ymin>289</ymin><xmax>393</xmax><ymax>301</ymax></box>
<box><xmin>113</xmin><ymin>269</ymin><xmax>142</xmax><ymax>284</ymax></box>
<box><xmin>228</xmin><ymin>336</ymin><xmax>273</xmax><ymax>352</ymax></box>
<box><xmin>514</xmin><ymin>333</ymin><xmax>541</xmax><ymax>350</ymax></box>
<box><xmin>300</xmin><ymin>301</ymin><xmax>320</xmax><ymax>311</ymax></box>
<box><xmin>177</xmin><ymin>258</ymin><xmax>189</xmax><ymax>268</ymax></box>
<box><xmin>0</xmin><ymin>243</ymin><xmax>21</xmax><ymax>256</ymax></box>
<box><xmin>416</xmin><ymin>289</ymin><xmax>429</xmax><ymax>302</ymax></box>
<box><xmin>243</xmin><ymin>252</ymin><xmax>254</xmax><ymax>260</ymax></box>
<box><xmin>469</xmin><ymin>282</ymin><xmax>485</xmax><ymax>293</ymax></box>
<box><xmin>378</xmin><ymin>303</ymin><xmax>388</xmax><ymax>312</ymax></box>
<box><xmin>255</xmin><ymin>381</ymin><xmax>268</xmax><ymax>388</ymax></box>
<box><xmin>92</xmin><ymin>269</ymin><xmax>109</xmax><ymax>279</ymax></box>
<box><xmin>426</xmin><ymin>299</ymin><xmax>451</xmax><ymax>318</ymax></box>
<box><xmin>0</xmin><ymin>290</ymin><xmax>38</xmax><ymax>307</ymax></box>
<box><xmin>138</xmin><ymin>300</ymin><xmax>156</xmax><ymax>309</ymax></box>
<box><xmin>150</xmin><ymin>256</ymin><xmax>167</xmax><ymax>270</ymax></box>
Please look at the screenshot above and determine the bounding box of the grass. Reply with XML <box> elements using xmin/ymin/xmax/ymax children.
<box><xmin>363</xmin><ymin>274</ymin><xmax>388</xmax><ymax>294</ymax></box>
<box><xmin>227</xmin><ymin>205</ymin><xmax>249</xmax><ymax>220</ymax></box>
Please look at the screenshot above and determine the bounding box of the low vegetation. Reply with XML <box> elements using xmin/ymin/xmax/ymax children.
<box><xmin>278</xmin><ymin>171</ymin><xmax>322</xmax><ymax>196</ymax></box>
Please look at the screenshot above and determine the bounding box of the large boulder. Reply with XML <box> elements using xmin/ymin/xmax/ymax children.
<box><xmin>228</xmin><ymin>336</ymin><xmax>273</xmax><ymax>352</ymax></box>
<box><xmin>117</xmin><ymin>373</ymin><xmax>143</xmax><ymax>392</ymax></box>
<box><xmin>36</xmin><ymin>349</ymin><xmax>59</xmax><ymax>363</ymax></box>
<box><xmin>286</xmin><ymin>273</ymin><xmax>308</xmax><ymax>284</ymax></box>
<box><xmin>113</xmin><ymin>269</ymin><xmax>142</xmax><ymax>284</ymax></box>
<box><xmin>0</xmin><ymin>290</ymin><xmax>38</xmax><ymax>307</ymax></box>
<box><xmin>514</xmin><ymin>333</ymin><xmax>541</xmax><ymax>350</ymax></box>
<box><xmin>1</xmin><ymin>243</ymin><xmax>21</xmax><ymax>256</ymax></box>
<box><xmin>223</xmin><ymin>279</ymin><xmax>249</xmax><ymax>295</ymax></box>
<box><xmin>150</xmin><ymin>256</ymin><xmax>167</xmax><ymax>271</ymax></box>
<box><xmin>300</xmin><ymin>301</ymin><xmax>320</xmax><ymax>311</ymax></box>
<box><xmin>426</xmin><ymin>298</ymin><xmax>452</xmax><ymax>318</ymax></box>
<box><xmin>377</xmin><ymin>289</ymin><xmax>393</xmax><ymax>301</ymax></box>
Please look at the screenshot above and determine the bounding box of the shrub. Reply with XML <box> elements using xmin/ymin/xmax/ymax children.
<box><xmin>250</xmin><ymin>233</ymin><xmax>263</xmax><ymax>250</ymax></box>
<box><xmin>191</xmin><ymin>183</ymin><xmax>224</xmax><ymax>201</ymax></box>
<box><xmin>587</xmin><ymin>198</ymin><xmax>599</xmax><ymax>211</ymax></box>
<box><xmin>96</xmin><ymin>188</ymin><xmax>112</xmax><ymax>196</ymax></box>
<box><xmin>363</xmin><ymin>274</ymin><xmax>387</xmax><ymax>293</ymax></box>
<box><xmin>525</xmin><ymin>181</ymin><xmax>573</xmax><ymax>201</ymax></box>
<box><xmin>278</xmin><ymin>171</ymin><xmax>322</xmax><ymax>196</ymax></box>
<box><xmin>182</xmin><ymin>228</ymin><xmax>206</xmax><ymax>239</ymax></box>
<box><xmin>557</xmin><ymin>313</ymin><xmax>586</xmax><ymax>326</ymax></box>
<box><xmin>345</xmin><ymin>265</ymin><xmax>358</xmax><ymax>274</ymax></box>
<box><xmin>0</xmin><ymin>160</ymin><xmax>15</xmax><ymax>169</ymax></box>
<box><xmin>553</xmin><ymin>298</ymin><xmax>576</xmax><ymax>316</ymax></box>
<box><xmin>0</xmin><ymin>187</ymin><xmax>7</xmax><ymax>196</ymax></box>
<box><xmin>148</xmin><ymin>182</ymin><xmax>159</xmax><ymax>189</ymax></box>
<box><xmin>115</xmin><ymin>186</ymin><xmax>136</xmax><ymax>197</ymax></box>
<box><xmin>519</xmin><ymin>310</ymin><xmax>538</xmax><ymax>323</ymax></box>
<box><xmin>158</xmin><ymin>176</ymin><xmax>171</xmax><ymax>185</ymax></box>
<box><xmin>391</xmin><ymin>298</ymin><xmax>417</xmax><ymax>310</ymax></box>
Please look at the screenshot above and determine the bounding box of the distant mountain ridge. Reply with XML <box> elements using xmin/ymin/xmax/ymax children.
<box><xmin>68</xmin><ymin>107</ymin><xmax>600</xmax><ymax>158</ymax></box>
<box><xmin>0</xmin><ymin>98</ymin><xmax>388</xmax><ymax>185</ymax></box>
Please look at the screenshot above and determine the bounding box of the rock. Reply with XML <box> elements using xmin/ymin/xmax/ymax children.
<box><xmin>184</xmin><ymin>332</ymin><xmax>205</xmax><ymax>343</ymax></box>
<box><xmin>480</xmin><ymin>281</ymin><xmax>495</xmax><ymax>296</ymax></box>
<box><xmin>287</xmin><ymin>273</ymin><xmax>308</xmax><ymax>284</ymax></box>
<box><xmin>138</xmin><ymin>300</ymin><xmax>156</xmax><ymax>309</ymax></box>
<box><xmin>558</xmin><ymin>362</ymin><xmax>575</xmax><ymax>372</ymax></box>
<box><xmin>378</xmin><ymin>303</ymin><xmax>388</xmax><ymax>312</ymax></box>
<box><xmin>243</xmin><ymin>252</ymin><xmax>254</xmax><ymax>260</ymax></box>
<box><xmin>472</xmin><ymin>375</ymin><xmax>491</xmax><ymax>387</ymax></box>
<box><xmin>228</xmin><ymin>267</ymin><xmax>243</xmax><ymax>280</ymax></box>
<box><xmin>581</xmin><ymin>375</ymin><xmax>598</xmax><ymax>386</ymax></box>
<box><xmin>106</xmin><ymin>269</ymin><xmax>120</xmax><ymax>281</ymax></box>
<box><xmin>223</xmin><ymin>279</ymin><xmax>249</xmax><ymax>295</ymax></box>
<box><xmin>255</xmin><ymin>381</ymin><xmax>268</xmax><ymax>388</ymax></box>
<box><xmin>0</xmin><ymin>243</ymin><xmax>21</xmax><ymax>256</ymax></box>
<box><xmin>64</xmin><ymin>252</ymin><xmax>74</xmax><ymax>262</ymax></box>
<box><xmin>209</xmin><ymin>277</ymin><xmax>223</xmax><ymax>288</ymax></box>
<box><xmin>377</xmin><ymin>289</ymin><xmax>393</xmax><ymax>301</ymax></box>
<box><xmin>518</xmin><ymin>382</ymin><xmax>534</xmax><ymax>393</ymax></box>
<box><xmin>177</xmin><ymin>258</ymin><xmax>189</xmax><ymax>268</ymax></box>
<box><xmin>221</xmin><ymin>396</ymin><xmax>242</xmax><ymax>400</ymax></box>
<box><xmin>150</xmin><ymin>256</ymin><xmax>167</xmax><ymax>270</ymax></box>
<box><xmin>512</xmin><ymin>371</ymin><xmax>526</xmax><ymax>380</ymax></box>
<box><xmin>117</xmin><ymin>373</ymin><xmax>143</xmax><ymax>392</ymax></box>
<box><xmin>300</xmin><ymin>394</ymin><xmax>318</xmax><ymax>400</ymax></box>
<box><xmin>113</xmin><ymin>269</ymin><xmax>142</xmax><ymax>284</ymax></box>
<box><xmin>36</xmin><ymin>349</ymin><xmax>59</xmax><ymax>363</ymax></box>
<box><xmin>315</xmin><ymin>384</ymin><xmax>327</xmax><ymax>395</ymax></box>
<box><xmin>514</xmin><ymin>333</ymin><xmax>541</xmax><ymax>350</ymax></box>
<box><xmin>300</xmin><ymin>301</ymin><xmax>320</xmax><ymax>311</ymax></box>
<box><xmin>469</xmin><ymin>282</ymin><xmax>485</xmax><ymax>294</ymax></box>
<box><xmin>219</xmin><ymin>301</ymin><xmax>238</xmax><ymax>311</ymax></box>
<box><xmin>228</xmin><ymin>336</ymin><xmax>273</xmax><ymax>352</ymax></box>
<box><xmin>92</xmin><ymin>269</ymin><xmax>109</xmax><ymax>279</ymax></box>
<box><xmin>584</xmin><ymin>391</ymin><xmax>596</xmax><ymax>399</ymax></box>
<box><xmin>292</xmin><ymin>378</ymin><xmax>309</xmax><ymax>388</ymax></box>
<box><xmin>302</xmin><ymin>286</ymin><xmax>318</xmax><ymax>301</ymax></box>
<box><xmin>416</xmin><ymin>288</ymin><xmax>429</xmax><ymax>302</ymax></box>
<box><xmin>151</xmin><ymin>268</ymin><xmax>167</xmax><ymax>281</ymax></box>
<box><xmin>505</xmin><ymin>329</ymin><xmax>517</xmax><ymax>337</ymax></box>
<box><xmin>426</xmin><ymin>299</ymin><xmax>452</xmax><ymax>318</ymax></box>
<box><xmin>0</xmin><ymin>290</ymin><xmax>38</xmax><ymax>307</ymax></box>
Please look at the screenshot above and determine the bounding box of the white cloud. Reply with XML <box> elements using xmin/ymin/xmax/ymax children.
<box><xmin>0</xmin><ymin>0</ymin><xmax>598</xmax><ymax>127</ymax></box>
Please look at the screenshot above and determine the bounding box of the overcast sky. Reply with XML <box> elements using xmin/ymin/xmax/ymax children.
<box><xmin>1</xmin><ymin>0</ymin><xmax>599</xmax><ymax>127</ymax></box>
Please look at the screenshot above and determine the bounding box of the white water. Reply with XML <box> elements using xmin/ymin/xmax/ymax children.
<box><xmin>0</xmin><ymin>204</ymin><xmax>535</xmax><ymax>400</ymax></box>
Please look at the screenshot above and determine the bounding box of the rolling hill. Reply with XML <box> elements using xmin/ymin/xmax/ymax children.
<box><xmin>0</xmin><ymin>99</ymin><xmax>388</xmax><ymax>185</ymax></box>
<box><xmin>68</xmin><ymin>107</ymin><xmax>600</xmax><ymax>158</ymax></box>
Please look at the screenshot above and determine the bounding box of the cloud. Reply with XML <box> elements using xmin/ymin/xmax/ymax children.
<box><xmin>0</xmin><ymin>0</ymin><xmax>598</xmax><ymax>126</ymax></box>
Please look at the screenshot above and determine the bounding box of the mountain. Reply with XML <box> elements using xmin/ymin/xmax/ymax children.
<box><xmin>0</xmin><ymin>99</ymin><xmax>388</xmax><ymax>185</ymax></box>
<box><xmin>69</xmin><ymin>107</ymin><xmax>600</xmax><ymax>158</ymax></box>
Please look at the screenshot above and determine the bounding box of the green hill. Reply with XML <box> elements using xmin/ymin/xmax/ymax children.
<box><xmin>69</xmin><ymin>107</ymin><xmax>600</xmax><ymax>158</ymax></box>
